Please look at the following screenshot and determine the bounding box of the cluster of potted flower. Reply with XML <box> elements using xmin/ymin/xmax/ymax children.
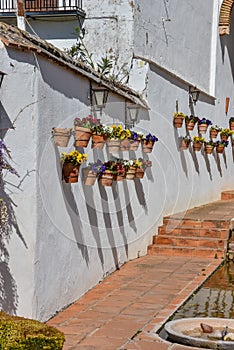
<box><xmin>82</xmin><ymin>158</ymin><xmax>152</xmax><ymax>186</ymax></box>
<box><xmin>53</xmin><ymin>116</ymin><xmax>159</xmax><ymax>154</ymax></box>
<box><xmin>61</xmin><ymin>150</ymin><xmax>88</xmax><ymax>183</ymax></box>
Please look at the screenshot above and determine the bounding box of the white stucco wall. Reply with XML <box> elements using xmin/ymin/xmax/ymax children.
<box><xmin>0</xmin><ymin>44</ymin><xmax>37</xmax><ymax>318</ymax></box>
<box><xmin>1</xmin><ymin>0</ymin><xmax>234</xmax><ymax>322</ymax></box>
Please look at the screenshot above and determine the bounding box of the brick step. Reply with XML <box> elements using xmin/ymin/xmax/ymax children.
<box><xmin>221</xmin><ymin>191</ymin><xmax>234</xmax><ymax>200</ymax></box>
<box><xmin>158</xmin><ymin>226</ymin><xmax>229</xmax><ymax>239</ymax></box>
<box><xmin>153</xmin><ymin>235</ymin><xmax>227</xmax><ymax>249</ymax></box>
<box><xmin>162</xmin><ymin>218</ymin><xmax>230</xmax><ymax>229</ymax></box>
<box><xmin>148</xmin><ymin>245</ymin><xmax>225</xmax><ymax>259</ymax></box>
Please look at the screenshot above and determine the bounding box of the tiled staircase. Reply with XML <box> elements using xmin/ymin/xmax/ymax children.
<box><xmin>148</xmin><ymin>191</ymin><xmax>234</xmax><ymax>259</ymax></box>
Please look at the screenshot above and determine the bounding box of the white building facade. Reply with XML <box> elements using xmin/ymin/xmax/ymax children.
<box><xmin>0</xmin><ymin>0</ymin><xmax>233</xmax><ymax>321</ymax></box>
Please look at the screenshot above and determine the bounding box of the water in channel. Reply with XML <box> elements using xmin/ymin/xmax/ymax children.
<box><xmin>172</xmin><ymin>262</ymin><xmax>234</xmax><ymax>320</ymax></box>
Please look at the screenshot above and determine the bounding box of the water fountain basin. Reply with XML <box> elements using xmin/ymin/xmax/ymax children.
<box><xmin>164</xmin><ymin>318</ymin><xmax>234</xmax><ymax>349</ymax></box>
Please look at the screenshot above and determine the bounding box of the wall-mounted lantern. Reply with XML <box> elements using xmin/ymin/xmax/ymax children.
<box><xmin>0</xmin><ymin>71</ymin><xmax>6</xmax><ymax>89</ymax></box>
<box><xmin>91</xmin><ymin>85</ymin><xmax>109</xmax><ymax>110</ymax></box>
<box><xmin>189</xmin><ymin>86</ymin><xmax>200</xmax><ymax>105</ymax></box>
<box><xmin>125</xmin><ymin>103</ymin><xmax>140</xmax><ymax>128</ymax></box>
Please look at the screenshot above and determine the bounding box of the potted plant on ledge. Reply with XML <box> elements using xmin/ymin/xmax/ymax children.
<box><xmin>61</xmin><ymin>150</ymin><xmax>88</xmax><ymax>183</ymax></box>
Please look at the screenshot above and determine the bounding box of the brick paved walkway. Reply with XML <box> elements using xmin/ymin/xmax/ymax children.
<box><xmin>48</xmin><ymin>256</ymin><xmax>221</xmax><ymax>349</ymax></box>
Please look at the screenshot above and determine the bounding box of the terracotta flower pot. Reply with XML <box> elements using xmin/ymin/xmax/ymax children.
<box><xmin>181</xmin><ymin>140</ymin><xmax>190</xmax><ymax>150</ymax></box>
<box><xmin>52</xmin><ymin>128</ymin><xmax>71</xmax><ymax>147</ymax></box>
<box><xmin>126</xmin><ymin>166</ymin><xmax>136</xmax><ymax>180</ymax></box>
<box><xmin>210</xmin><ymin>129</ymin><xmax>218</xmax><ymax>139</ymax></box>
<box><xmin>129</xmin><ymin>140</ymin><xmax>140</xmax><ymax>151</ymax></box>
<box><xmin>142</xmin><ymin>140</ymin><xmax>154</xmax><ymax>153</ymax></box>
<box><xmin>74</xmin><ymin>126</ymin><xmax>92</xmax><ymax>147</ymax></box>
<box><xmin>186</xmin><ymin>121</ymin><xmax>195</xmax><ymax>131</ymax></box>
<box><xmin>198</xmin><ymin>124</ymin><xmax>208</xmax><ymax>134</ymax></box>
<box><xmin>120</xmin><ymin>139</ymin><xmax>130</xmax><ymax>151</ymax></box>
<box><xmin>98</xmin><ymin>171</ymin><xmax>113</xmax><ymax>186</ymax></box>
<box><xmin>205</xmin><ymin>145</ymin><xmax>214</xmax><ymax>154</ymax></box>
<box><xmin>193</xmin><ymin>142</ymin><xmax>202</xmax><ymax>151</ymax></box>
<box><xmin>115</xmin><ymin>174</ymin><xmax>125</xmax><ymax>181</ymax></box>
<box><xmin>232</xmin><ymin>139</ymin><xmax>234</xmax><ymax>148</ymax></box>
<box><xmin>135</xmin><ymin>168</ymin><xmax>145</xmax><ymax>179</ymax></box>
<box><xmin>173</xmin><ymin>117</ymin><xmax>184</xmax><ymax>128</ymax></box>
<box><xmin>106</xmin><ymin>139</ymin><xmax>120</xmax><ymax>154</ymax></box>
<box><xmin>62</xmin><ymin>163</ymin><xmax>79</xmax><ymax>183</ymax></box>
<box><xmin>83</xmin><ymin>169</ymin><xmax>97</xmax><ymax>186</ymax></box>
<box><xmin>91</xmin><ymin>134</ymin><xmax>105</xmax><ymax>149</ymax></box>
<box><xmin>220</xmin><ymin>134</ymin><xmax>228</xmax><ymax>141</ymax></box>
<box><xmin>229</xmin><ymin>121</ymin><xmax>234</xmax><ymax>131</ymax></box>
<box><xmin>216</xmin><ymin>145</ymin><xmax>225</xmax><ymax>154</ymax></box>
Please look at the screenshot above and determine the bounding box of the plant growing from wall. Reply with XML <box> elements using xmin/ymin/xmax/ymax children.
<box><xmin>64</xmin><ymin>28</ymin><xmax>130</xmax><ymax>83</ymax></box>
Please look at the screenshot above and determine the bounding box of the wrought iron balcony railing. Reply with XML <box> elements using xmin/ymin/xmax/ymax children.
<box><xmin>0</xmin><ymin>0</ymin><xmax>83</xmax><ymax>13</ymax></box>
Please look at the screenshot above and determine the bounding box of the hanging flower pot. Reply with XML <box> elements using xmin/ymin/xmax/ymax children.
<box><xmin>74</xmin><ymin>126</ymin><xmax>92</xmax><ymax>147</ymax></box>
<box><xmin>83</xmin><ymin>169</ymin><xmax>97</xmax><ymax>186</ymax></box>
<box><xmin>229</xmin><ymin>118</ymin><xmax>234</xmax><ymax>131</ymax></box>
<box><xmin>180</xmin><ymin>137</ymin><xmax>191</xmax><ymax>150</ymax></box>
<box><xmin>106</xmin><ymin>139</ymin><xmax>120</xmax><ymax>154</ymax></box>
<box><xmin>91</xmin><ymin>134</ymin><xmax>105</xmax><ymax>149</ymax></box>
<box><xmin>52</xmin><ymin>128</ymin><xmax>72</xmax><ymax>147</ymax></box>
<box><xmin>197</xmin><ymin>118</ymin><xmax>212</xmax><ymax>134</ymax></box>
<box><xmin>173</xmin><ymin>112</ymin><xmax>186</xmax><ymax>128</ymax></box>
<box><xmin>129</xmin><ymin>140</ymin><xmax>140</xmax><ymax>151</ymax></box>
<box><xmin>220</xmin><ymin>134</ymin><xmax>228</xmax><ymax>141</ymax></box>
<box><xmin>204</xmin><ymin>143</ymin><xmax>214</xmax><ymax>154</ymax></box>
<box><xmin>126</xmin><ymin>166</ymin><xmax>136</xmax><ymax>180</ymax></box>
<box><xmin>135</xmin><ymin>167</ymin><xmax>145</xmax><ymax>179</ymax></box>
<box><xmin>185</xmin><ymin>116</ymin><xmax>198</xmax><ymax>131</ymax></box>
<box><xmin>98</xmin><ymin>170</ymin><xmax>114</xmax><ymax>186</ymax></box>
<box><xmin>193</xmin><ymin>142</ymin><xmax>202</xmax><ymax>151</ymax></box>
<box><xmin>198</xmin><ymin>124</ymin><xmax>208</xmax><ymax>134</ymax></box>
<box><xmin>232</xmin><ymin>138</ymin><xmax>234</xmax><ymax>148</ymax></box>
<box><xmin>61</xmin><ymin>150</ymin><xmax>88</xmax><ymax>183</ymax></box>
<box><xmin>115</xmin><ymin>174</ymin><xmax>125</xmax><ymax>181</ymax></box>
<box><xmin>210</xmin><ymin>129</ymin><xmax>218</xmax><ymax>139</ymax></box>
<box><xmin>62</xmin><ymin>163</ymin><xmax>80</xmax><ymax>183</ymax></box>
<box><xmin>120</xmin><ymin>139</ymin><xmax>130</xmax><ymax>151</ymax></box>
<box><xmin>216</xmin><ymin>145</ymin><xmax>225</xmax><ymax>154</ymax></box>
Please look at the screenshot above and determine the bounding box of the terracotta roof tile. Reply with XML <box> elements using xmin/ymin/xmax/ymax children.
<box><xmin>0</xmin><ymin>22</ymin><xmax>149</xmax><ymax>109</ymax></box>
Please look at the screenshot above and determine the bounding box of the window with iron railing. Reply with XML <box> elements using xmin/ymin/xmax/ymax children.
<box><xmin>0</xmin><ymin>0</ymin><xmax>83</xmax><ymax>13</ymax></box>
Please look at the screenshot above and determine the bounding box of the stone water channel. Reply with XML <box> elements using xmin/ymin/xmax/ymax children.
<box><xmin>172</xmin><ymin>262</ymin><xmax>234</xmax><ymax>320</ymax></box>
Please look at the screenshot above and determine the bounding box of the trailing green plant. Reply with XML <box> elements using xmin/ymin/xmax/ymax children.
<box><xmin>205</xmin><ymin>140</ymin><xmax>216</xmax><ymax>146</ymax></box>
<box><xmin>0</xmin><ymin>311</ymin><xmax>65</xmax><ymax>349</ymax></box>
